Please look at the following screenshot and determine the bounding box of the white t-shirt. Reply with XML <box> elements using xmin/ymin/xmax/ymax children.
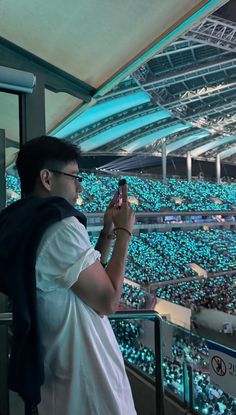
<box><xmin>36</xmin><ymin>216</ymin><xmax>136</xmax><ymax>415</ymax></box>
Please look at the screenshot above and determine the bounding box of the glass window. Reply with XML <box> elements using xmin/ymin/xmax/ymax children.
<box><xmin>0</xmin><ymin>91</ymin><xmax>20</xmax><ymax>208</ymax></box>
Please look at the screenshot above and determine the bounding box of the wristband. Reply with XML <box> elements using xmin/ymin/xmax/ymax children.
<box><xmin>113</xmin><ymin>227</ymin><xmax>132</xmax><ymax>237</ymax></box>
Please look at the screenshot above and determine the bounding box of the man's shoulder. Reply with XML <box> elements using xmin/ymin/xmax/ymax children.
<box><xmin>39</xmin><ymin>215</ymin><xmax>86</xmax><ymax>248</ymax></box>
<box><xmin>42</xmin><ymin>215</ymin><xmax>83</xmax><ymax>237</ymax></box>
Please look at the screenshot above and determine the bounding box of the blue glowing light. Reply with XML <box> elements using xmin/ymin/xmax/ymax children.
<box><xmin>54</xmin><ymin>92</ymin><xmax>150</xmax><ymax>138</ymax></box>
<box><xmin>80</xmin><ymin>109</ymin><xmax>171</xmax><ymax>152</ymax></box>
<box><xmin>124</xmin><ymin>123</ymin><xmax>190</xmax><ymax>152</ymax></box>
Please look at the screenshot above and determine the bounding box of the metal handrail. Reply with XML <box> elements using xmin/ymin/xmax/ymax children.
<box><xmin>0</xmin><ymin>312</ymin><xmax>12</xmax><ymax>325</ymax></box>
<box><xmin>0</xmin><ymin>312</ymin><xmax>12</xmax><ymax>415</ymax></box>
<box><xmin>1</xmin><ymin>311</ymin><xmax>164</xmax><ymax>414</ymax></box>
<box><xmin>109</xmin><ymin>310</ymin><xmax>164</xmax><ymax>415</ymax></box>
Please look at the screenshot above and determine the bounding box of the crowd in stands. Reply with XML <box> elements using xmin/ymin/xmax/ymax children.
<box><xmin>173</xmin><ymin>333</ymin><xmax>209</xmax><ymax>367</ymax></box>
<box><xmin>126</xmin><ymin>233</ymin><xmax>197</xmax><ymax>284</ymax></box>
<box><xmin>5</xmin><ymin>172</ymin><xmax>236</xmax><ymax>414</ymax></box>
<box><xmin>6</xmin><ymin>176</ymin><xmax>236</xmax><ymax>313</ymax></box>
<box><xmin>110</xmin><ymin>319</ymin><xmax>156</xmax><ymax>377</ymax></box>
<box><xmin>111</xmin><ymin>320</ymin><xmax>236</xmax><ymax>415</ymax></box>
<box><xmin>193</xmin><ymin>371</ymin><xmax>236</xmax><ymax>415</ymax></box>
<box><xmin>91</xmin><ymin>229</ymin><xmax>236</xmax><ymax>312</ymax></box>
<box><xmin>70</xmin><ymin>173</ymin><xmax>236</xmax><ymax>212</ymax></box>
<box><xmin>6</xmin><ymin>172</ymin><xmax>236</xmax><ymax>212</ymax></box>
<box><xmin>156</xmin><ymin>274</ymin><xmax>236</xmax><ymax>315</ymax></box>
<box><xmin>121</xmin><ymin>283</ymin><xmax>147</xmax><ymax>309</ymax></box>
<box><xmin>126</xmin><ymin>229</ymin><xmax>236</xmax><ymax>284</ymax></box>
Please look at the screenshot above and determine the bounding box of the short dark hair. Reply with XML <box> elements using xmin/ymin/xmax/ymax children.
<box><xmin>16</xmin><ymin>135</ymin><xmax>81</xmax><ymax>195</ymax></box>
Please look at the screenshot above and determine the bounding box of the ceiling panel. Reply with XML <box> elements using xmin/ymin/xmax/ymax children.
<box><xmin>0</xmin><ymin>0</ymin><xmax>228</xmax><ymax>91</ymax></box>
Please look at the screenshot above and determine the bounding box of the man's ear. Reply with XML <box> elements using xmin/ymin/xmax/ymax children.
<box><xmin>39</xmin><ymin>169</ymin><xmax>52</xmax><ymax>192</ymax></box>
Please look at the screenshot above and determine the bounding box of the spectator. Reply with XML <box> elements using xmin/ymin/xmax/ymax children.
<box><xmin>0</xmin><ymin>136</ymin><xmax>136</xmax><ymax>415</ymax></box>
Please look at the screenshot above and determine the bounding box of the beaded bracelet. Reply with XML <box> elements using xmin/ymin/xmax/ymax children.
<box><xmin>113</xmin><ymin>227</ymin><xmax>132</xmax><ymax>237</ymax></box>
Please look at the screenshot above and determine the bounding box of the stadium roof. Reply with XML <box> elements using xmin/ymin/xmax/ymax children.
<box><xmin>2</xmin><ymin>0</ymin><xmax>236</xmax><ymax>165</ymax></box>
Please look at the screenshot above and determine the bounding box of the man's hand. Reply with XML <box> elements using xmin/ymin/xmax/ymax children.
<box><xmin>112</xmin><ymin>184</ymin><xmax>135</xmax><ymax>234</ymax></box>
<box><xmin>72</xmin><ymin>184</ymin><xmax>135</xmax><ymax>315</ymax></box>
<box><xmin>103</xmin><ymin>190</ymin><xmax>119</xmax><ymax>234</ymax></box>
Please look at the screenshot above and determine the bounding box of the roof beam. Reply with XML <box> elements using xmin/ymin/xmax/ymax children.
<box><xmin>104</xmin><ymin>118</ymin><xmax>178</xmax><ymax>152</ymax></box>
<box><xmin>136</xmin><ymin>57</ymin><xmax>236</xmax><ymax>91</ymax></box>
<box><xmin>190</xmin><ymin>136</ymin><xmax>236</xmax><ymax>157</ymax></box>
<box><xmin>0</xmin><ymin>37</ymin><xmax>95</xmax><ymax>101</ymax></box>
<box><xmin>123</xmin><ymin>123</ymin><xmax>189</xmax><ymax>152</ymax></box>
<box><xmin>219</xmin><ymin>145</ymin><xmax>236</xmax><ymax>160</ymax></box>
<box><xmin>184</xmin><ymin>16</ymin><xmax>236</xmax><ymax>53</ymax></box>
<box><xmin>80</xmin><ymin>109</ymin><xmax>171</xmax><ymax>152</ymax></box>
<box><xmin>102</xmin><ymin>55</ymin><xmax>236</xmax><ymax>102</ymax></box>
<box><xmin>166</xmin><ymin>130</ymin><xmax>209</xmax><ymax>154</ymax></box>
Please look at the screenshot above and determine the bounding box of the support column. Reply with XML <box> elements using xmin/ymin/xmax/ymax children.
<box><xmin>216</xmin><ymin>154</ymin><xmax>221</xmax><ymax>184</ymax></box>
<box><xmin>0</xmin><ymin>129</ymin><xmax>9</xmax><ymax>415</ymax></box>
<box><xmin>19</xmin><ymin>75</ymin><xmax>46</xmax><ymax>145</ymax></box>
<box><xmin>0</xmin><ymin>129</ymin><xmax>6</xmax><ymax>212</ymax></box>
<box><xmin>162</xmin><ymin>140</ymin><xmax>167</xmax><ymax>183</ymax></box>
<box><xmin>187</xmin><ymin>152</ymin><xmax>192</xmax><ymax>182</ymax></box>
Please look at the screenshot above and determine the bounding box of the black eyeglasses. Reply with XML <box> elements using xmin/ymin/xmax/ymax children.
<box><xmin>49</xmin><ymin>169</ymin><xmax>83</xmax><ymax>183</ymax></box>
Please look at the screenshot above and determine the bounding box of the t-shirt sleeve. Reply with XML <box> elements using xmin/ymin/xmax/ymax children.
<box><xmin>36</xmin><ymin>217</ymin><xmax>101</xmax><ymax>292</ymax></box>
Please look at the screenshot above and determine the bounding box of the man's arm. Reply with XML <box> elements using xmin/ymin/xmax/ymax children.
<box><xmin>71</xmin><ymin>185</ymin><xmax>135</xmax><ymax>315</ymax></box>
<box><xmin>95</xmin><ymin>190</ymin><xmax>118</xmax><ymax>265</ymax></box>
<box><xmin>71</xmin><ymin>229</ymin><xmax>131</xmax><ymax>315</ymax></box>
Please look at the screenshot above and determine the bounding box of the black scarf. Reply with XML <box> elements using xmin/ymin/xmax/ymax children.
<box><xmin>0</xmin><ymin>196</ymin><xmax>86</xmax><ymax>405</ymax></box>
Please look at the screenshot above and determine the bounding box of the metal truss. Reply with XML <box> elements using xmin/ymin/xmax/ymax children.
<box><xmin>191</xmin><ymin>112</ymin><xmax>236</xmax><ymax>134</ymax></box>
<box><xmin>99</xmin><ymin>52</ymin><xmax>236</xmax><ymax>104</ymax></box>
<box><xmin>144</xmin><ymin>126</ymin><xmax>197</xmax><ymax>151</ymax></box>
<box><xmin>94</xmin><ymin>16</ymin><xmax>236</xmax><ymax>155</ymax></box>
<box><xmin>148</xmin><ymin>82</ymin><xmax>236</xmax><ymax>113</ymax></box>
<box><xmin>157</xmin><ymin>39</ymin><xmax>202</xmax><ymax>56</ymax></box>
<box><xmin>206</xmin><ymin>142</ymin><xmax>236</xmax><ymax>159</ymax></box>
<box><xmin>186</xmin><ymin>99</ymin><xmax>236</xmax><ymax>121</ymax></box>
<box><xmin>184</xmin><ymin>16</ymin><xmax>236</xmax><ymax>53</ymax></box>
<box><xmin>140</xmin><ymin>58</ymin><xmax>236</xmax><ymax>91</ymax></box>
<box><xmin>132</xmin><ymin>60</ymin><xmax>236</xmax><ymax>136</ymax></box>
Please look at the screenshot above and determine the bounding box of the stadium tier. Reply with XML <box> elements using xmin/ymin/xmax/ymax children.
<box><xmin>6</xmin><ymin>173</ymin><xmax>236</xmax><ymax>212</ymax></box>
<box><xmin>76</xmin><ymin>174</ymin><xmax>236</xmax><ymax>212</ymax></box>
<box><xmin>92</xmin><ymin>228</ymin><xmax>236</xmax><ymax>312</ymax></box>
<box><xmin>156</xmin><ymin>274</ymin><xmax>236</xmax><ymax>314</ymax></box>
<box><xmin>126</xmin><ymin>230</ymin><xmax>236</xmax><ymax>283</ymax></box>
<box><xmin>6</xmin><ymin>175</ymin><xmax>236</xmax><ymax>313</ymax></box>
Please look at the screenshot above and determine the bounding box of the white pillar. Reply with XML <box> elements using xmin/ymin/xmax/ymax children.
<box><xmin>162</xmin><ymin>140</ymin><xmax>167</xmax><ymax>182</ymax></box>
<box><xmin>187</xmin><ymin>152</ymin><xmax>192</xmax><ymax>182</ymax></box>
<box><xmin>216</xmin><ymin>154</ymin><xmax>221</xmax><ymax>184</ymax></box>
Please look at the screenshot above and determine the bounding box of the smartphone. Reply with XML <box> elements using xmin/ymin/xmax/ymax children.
<box><xmin>117</xmin><ymin>178</ymin><xmax>126</xmax><ymax>207</ymax></box>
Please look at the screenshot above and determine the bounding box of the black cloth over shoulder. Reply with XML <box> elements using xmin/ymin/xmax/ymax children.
<box><xmin>0</xmin><ymin>196</ymin><xmax>87</xmax><ymax>405</ymax></box>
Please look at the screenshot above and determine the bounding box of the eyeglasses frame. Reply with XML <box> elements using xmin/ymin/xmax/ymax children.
<box><xmin>48</xmin><ymin>169</ymin><xmax>83</xmax><ymax>183</ymax></box>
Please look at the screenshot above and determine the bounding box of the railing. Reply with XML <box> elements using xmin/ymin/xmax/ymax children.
<box><xmin>110</xmin><ymin>312</ymin><xmax>236</xmax><ymax>415</ymax></box>
<box><xmin>109</xmin><ymin>310</ymin><xmax>164</xmax><ymax>415</ymax></box>
<box><xmin>0</xmin><ymin>312</ymin><xmax>12</xmax><ymax>415</ymax></box>
<box><xmin>161</xmin><ymin>321</ymin><xmax>236</xmax><ymax>415</ymax></box>
<box><xmin>1</xmin><ymin>311</ymin><xmax>236</xmax><ymax>415</ymax></box>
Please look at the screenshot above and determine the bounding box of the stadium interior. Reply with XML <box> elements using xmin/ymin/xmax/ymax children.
<box><xmin>1</xmin><ymin>1</ymin><xmax>236</xmax><ymax>415</ymax></box>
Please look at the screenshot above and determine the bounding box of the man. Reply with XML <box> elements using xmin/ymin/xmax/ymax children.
<box><xmin>2</xmin><ymin>136</ymin><xmax>136</xmax><ymax>415</ymax></box>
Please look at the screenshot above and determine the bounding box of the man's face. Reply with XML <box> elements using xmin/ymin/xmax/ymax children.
<box><xmin>49</xmin><ymin>161</ymin><xmax>83</xmax><ymax>206</ymax></box>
